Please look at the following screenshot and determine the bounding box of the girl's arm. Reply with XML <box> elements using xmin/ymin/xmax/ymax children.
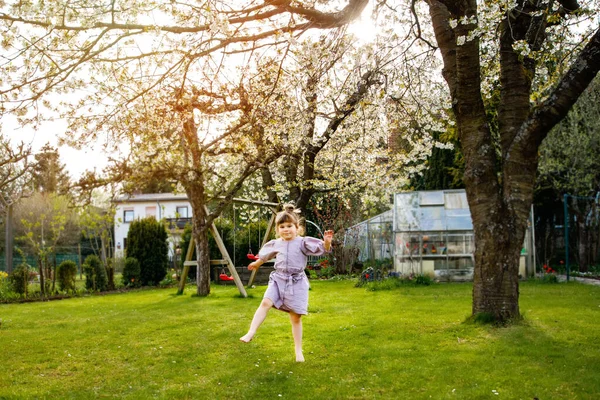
<box><xmin>323</xmin><ymin>230</ymin><xmax>334</xmax><ymax>251</ymax></box>
<box><xmin>248</xmin><ymin>259</ymin><xmax>265</xmax><ymax>271</ymax></box>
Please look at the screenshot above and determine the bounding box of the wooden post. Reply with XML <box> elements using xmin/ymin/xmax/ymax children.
<box><xmin>176</xmin><ymin>236</ymin><xmax>195</xmax><ymax>295</ymax></box>
<box><xmin>206</xmin><ymin>206</ymin><xmax>247</xmax><ymax>297</ymax></box>
<box><xmin>247</xmin><ymin>211</ymin><xmax>277</xmax><ymax>287</ymax></box>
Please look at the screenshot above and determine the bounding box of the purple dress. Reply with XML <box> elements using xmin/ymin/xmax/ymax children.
<box><xmin>258</xmin><ymin>236</ymin><xmax>329</xmax><ymax>315</ymax></box>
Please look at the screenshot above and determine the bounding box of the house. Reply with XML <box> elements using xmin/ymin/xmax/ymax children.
<box><xmin>113</xmin><ymin>193</ymin><xmax>192</xmax><ymax>259</ymax></box>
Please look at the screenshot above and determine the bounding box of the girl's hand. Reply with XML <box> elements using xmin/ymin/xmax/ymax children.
<box><xmin>248</xmin><ymin>261</ymin><xmax>259</xmax><ymax>270</ymax></box>
<box><xmin>323</xmin><ymin>230</ymin><xmax>334</xmax><ymax>242</ymax></box>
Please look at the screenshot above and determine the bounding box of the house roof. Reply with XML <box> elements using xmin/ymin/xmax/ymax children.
<box><xmin>113</xmin><ymin>193</ymin><xmax>189</xmax><ymax>203</ymax></box>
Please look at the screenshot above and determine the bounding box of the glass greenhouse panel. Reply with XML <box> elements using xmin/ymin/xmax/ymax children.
<box><xmin>446</xmin><ymin>233</ymin><xmax>474</xmax><ymax>255</ymax></box>
<box><xmin>420</xmin><ymin>191</ymin><xmax>444</xmax><ymax>205</ymax></box>
<box><xmin>421</xmin><ymin>234</ymin><xmax>445</xmax><ymax>255</ymax></box>
<box><xmin>444</xmin><ymin>191</ymin><xmax>469</xmax><ymax>209</ymax></box>
<box><xmin>420</xmin><ymin>207</ymin><xmax>446</xmax><ymax>231</ymax></box>
<box><xmin>395</xmin><ymin>193</ymin><xmax>420</xmax><ymax>231</ymax></box>
<box><xmin>446</xmin><ymin>209</ymin><xmax>473</xmax><ymax>230</ymax></box>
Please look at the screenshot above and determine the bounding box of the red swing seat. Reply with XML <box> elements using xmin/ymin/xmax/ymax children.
<box><xmin>219</xmin><ymin>273</ymin><xmax>234</xmax><ymax>281</ymax></box>
<box><xmin>247</xmin><ymin>253</ymin><xmax>259</xmax><ymax>261</ymax></box>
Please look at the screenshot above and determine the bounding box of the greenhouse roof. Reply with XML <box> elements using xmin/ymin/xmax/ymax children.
<box><xmin>346</xmin><ymin>209</ymin><xmax>393</xmax><ymax>230</ymax></box>
<box><xmin>394</xmin><ymin>189</ymin><xmax>472</xmax><ymax>232</ymax></box>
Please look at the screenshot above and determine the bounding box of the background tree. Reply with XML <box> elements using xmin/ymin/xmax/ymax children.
<box><xmin>31</xmin><ymin>144</ymin><xmax>71</xmax><ymax>196</ymax></box>
<box><xmin>15</xmin><ymin>193</ymin><xmax>79</xmax><ymax>296</ymax></box>
<box><xmin>0</xmin><ymin>136</ymin><xmax>33</xmax><ymax>212</ymax></box>
<box><xmin>0</xmin><ymin>136</ymin><xmax>33</xmax><ymax>273</ymax></box>
<box><xmin>536</xmin><ymin>75</ymin><xmax>600</xmax><ymax>271</ymax></box>
<box><xmin>79</xmin><ymin>204</ymin><xmax>115</xmax><ymax>267</ymax></box>
<box><xmin>122</xmin><ymin>176</ymin><xmax>175</xmax><ymax>195</ymax></box>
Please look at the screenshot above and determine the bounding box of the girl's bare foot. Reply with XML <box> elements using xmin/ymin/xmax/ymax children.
<box><xmin>239</xmin><ymin>334</ymin><xmax>253</xmax><ymax>343</ymax></box>
<box><xmin>296</xmin><ymin>352</ymin><xmax>305</xmax><ymax>362</ymax></box>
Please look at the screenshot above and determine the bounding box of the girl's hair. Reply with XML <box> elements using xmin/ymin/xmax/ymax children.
<box><xmin>275</xmin><ymin>204</ymin><xmax>305</xmax><ymax>236</ymax></box>
<box><xmin>275</xmin><ymin>204</ymin><xmax>300</xmax><ymax>226</ymax></box>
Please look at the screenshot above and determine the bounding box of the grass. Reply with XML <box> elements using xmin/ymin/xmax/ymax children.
<box><xmin>0</xmin><ymin>280</ymin><xmax>599</xmax><ymax>399</ymax></box>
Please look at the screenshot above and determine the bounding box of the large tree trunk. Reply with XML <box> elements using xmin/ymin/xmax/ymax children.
<box><xmin>193</xmin><ymin>226</ymin><xmax>211</xmax><ymax>296</ymax></box>
<box><xmin>427</xmin><ymin>0</ymin><xmax>600</xmax><ymax>323</ymax></box>
<box><xmin>471</xmin><ymin>205</ymin><xmax>523</xmax><ymax>320</ymax></box>
<box><xmin>187</xmin><ymin>186</ymin><xmax>212</xmax><ymax>296</ymax></box>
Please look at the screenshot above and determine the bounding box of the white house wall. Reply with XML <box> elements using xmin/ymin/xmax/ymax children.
<box><xmin>114</xmin><ymin>199</ymin><xmax>192</xmax><ymax>259</ymax></box>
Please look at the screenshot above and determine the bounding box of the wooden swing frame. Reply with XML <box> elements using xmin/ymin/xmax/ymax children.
<box><xmin>176</xmin><ymin>198</ymin><xmax>280</xmax><ymax>297</ymax></box>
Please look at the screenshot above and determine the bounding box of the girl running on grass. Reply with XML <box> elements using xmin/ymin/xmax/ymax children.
<box><xmin>239</xmin><ymin>204</ymin><xmax>333</xmax><ymax>362</ymax></box>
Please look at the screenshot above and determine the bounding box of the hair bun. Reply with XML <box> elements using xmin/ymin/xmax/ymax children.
<box><xmin>283</xmin><ymin>203</ymin><xmax>300</xmax><ymax>214</ymax></box>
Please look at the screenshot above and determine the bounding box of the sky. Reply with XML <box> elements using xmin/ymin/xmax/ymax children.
<box><xmin>2</xmin><ymin>113</ymin><xmax>109</xmax><ymax>181</ymax></box>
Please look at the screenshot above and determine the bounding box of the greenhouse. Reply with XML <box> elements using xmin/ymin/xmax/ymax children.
<box><xmin>345</xmin><ymin>189</ymin><xmax>535</xmax><ymax>281</ymax></box>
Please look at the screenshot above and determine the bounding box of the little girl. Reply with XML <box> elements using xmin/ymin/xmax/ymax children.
<box><xmin>239</xmin><ymin>204</ymin><xmax>333</xmax><ymax>362</ymax></box>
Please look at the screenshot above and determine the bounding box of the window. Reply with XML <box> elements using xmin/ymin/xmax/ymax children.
<box><xmin>123</xmin><ymin>238</ymin><xmax>127</xmax><ymax>250</ymax></box>
<box><xmin>124</xmin><ymin>209</ymin><xmax>134</xmax><ymax>223</ymax></box>
<box><xmin>176</xmin><ymin>206</ymin><xmax>189</xmax><ymax>218</ymax></box>
<box><xmin>145</xmin><ymin>206</ymin><xmax>157</xmax><ymax>219</ymax></box>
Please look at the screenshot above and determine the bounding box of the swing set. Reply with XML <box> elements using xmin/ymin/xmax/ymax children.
<box><xmin>176</xmin><ymin>198</ymin><xmax>280</xmax><ymax>297</ymax></box>
<box><xmin>219</xmin><ymin>208</ymin><xmax>263</xmax><ymax>281</ymax></box>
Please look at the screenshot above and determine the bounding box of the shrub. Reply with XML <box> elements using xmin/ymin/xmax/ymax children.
<box><xmin>540</xmin><ymin>273</ymin><xmax>559</xmax><ymax>284</ymax></box>
<box><xmin>9</xmin><ymin>263</ymin><xmax>30</xmax><ymax>296</ymax></box>
<box><xmin>122</xmin><ymin>257</ymin><xmax>141</xmax><ymax>287</ymax></box>
<box><xmin>83</xmin><ymin>254</ymin><xmax>108</xmax><ymax>291</ymax></box>
<box><xmin>159</xmin><ymin>275</ymin><xmax>177</xmax><ymax>287</ymax></box>
<box><xmin>126</xmin><ymin>218</ymin><xmax>168</xmax><ymax>286</ymax></box>
<box><xmin>0</xmin><ymin>271</ymin><xmax>18</xmax><ymax>301</ymax></box>
<box><xmin>56</xmin><ymin>260</ymin><xmax>78</xmax><ymax>292</ymax></box>
<box><xmin>414</xmin><ymin>274</ymin><xmax>433</xmax><ymax>286</ymax></box>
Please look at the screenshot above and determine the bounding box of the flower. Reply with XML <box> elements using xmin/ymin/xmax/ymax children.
<box><xmin>543</xmin><ymin>264</ymin><xmax>556</xmax><ymax>274</ymax></box>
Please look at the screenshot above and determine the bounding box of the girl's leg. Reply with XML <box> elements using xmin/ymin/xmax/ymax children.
<box><xmin>289</xmin><ymin>312</ymin><xmax>304</xmax><ymax>362</ymax></box>
<box><xmin>240</xmin><ymin>298</ymin><xmax>274</xmax><ymax>342</ymax></box>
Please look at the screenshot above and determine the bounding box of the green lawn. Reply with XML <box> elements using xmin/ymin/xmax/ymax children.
<box><xmin>0</xmin><ymin>280</ymin><xmax>599</xmax><ymax>399</ymax></box>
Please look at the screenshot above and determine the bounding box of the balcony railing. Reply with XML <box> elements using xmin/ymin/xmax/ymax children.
<box><xmin>165</xmin><ymin>217</ymin><xmax>192</xmax><ymax>230</ymax></box>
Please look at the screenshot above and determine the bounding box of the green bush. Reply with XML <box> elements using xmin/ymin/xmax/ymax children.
<box><xmin>9</xmin><ymin>263</ymin><xmax>30</xmax><ymax>296</ymax></box>
<box><xmin>126</xmin><ymin>218</ymin><xmax>168</xmax><ymax>286</ymax></box>
<box><xmin>122</xmin><ymin>257</ymin><xmax>141</xmax><ymax>287</ymax></box>
<box><xmin>540</xmin><ymin>273</ymin><xmax>559</xmax><ymax>284</ymax></box>
<box><xmin>83</xmin><ymin>254</ymin><xmax>108</xmax><ymax>291</ymax></box>
<box><xmin>0</xmin><ymin>271</ymin><xmax>19</xmax><ymax>301</ymax></box>
<box><xmin>414</xmin><ymin>274</ymin><xmax>433</xmax><ymax>286</ymax></box>
<box><xmin>56</xmin><ymin>260</ymin><xmax>78</xmax><ymax>292</ymax></box>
